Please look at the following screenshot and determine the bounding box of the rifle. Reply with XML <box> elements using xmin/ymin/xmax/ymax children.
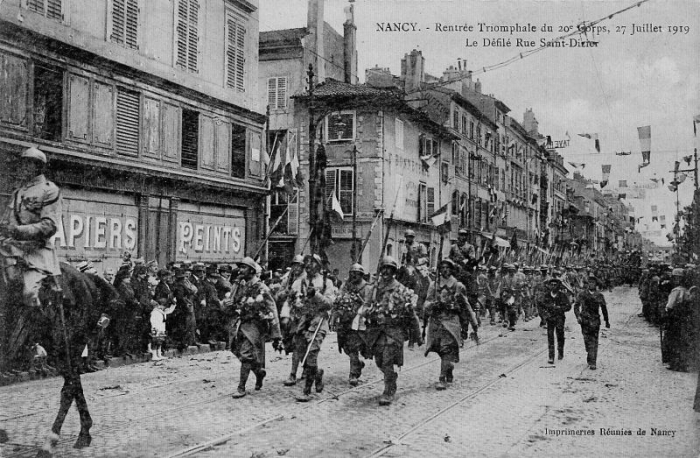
<box><xmin>357</xmin><ymin>209</ymin><xmax>383</xmax><ymax>262</ymax></box>
<box><xmin>422</xmin><ymin>230</ymin><xmax>445</xmax><ymax>341</ymax></box>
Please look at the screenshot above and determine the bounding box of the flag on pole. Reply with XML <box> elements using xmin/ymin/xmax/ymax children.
<box><xmin>578</xmin><ymin>133</ymin><xmax>600</xmax><ymax>152</ymax></box>
<box><xmin>637</xmin><ymin>125</ymin><xmax>651</xmax><ymax>164</ymax></box>
<box><xmin>431</xmin><ymin>202</ymin><xmax>450</xmax><ymax>229</ymax></box>
<box><xmin>330</xmin><ymin>192</ymin><xmax>344</xmax><ymax>220</ymax></box>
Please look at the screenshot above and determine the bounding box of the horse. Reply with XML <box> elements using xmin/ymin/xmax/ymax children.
<box><xmin>1</xmin><ymin>261</ymin><xmax>121</xmax><ymax>457</ymax></box>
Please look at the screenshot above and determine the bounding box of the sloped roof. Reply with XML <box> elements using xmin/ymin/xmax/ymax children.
<box><xmin>259</xmin><ymin>28</ymin><xmax>308</xmax><ymax>46</ymax></box>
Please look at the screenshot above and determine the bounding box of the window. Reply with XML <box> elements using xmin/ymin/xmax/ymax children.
<box><xmin>441</xmin><ymin>161</ymin><xmax>449</xmax><ymax>183</ymax></box>
<box><xmin>325</xmin><ymin>167</ymin><xmax>354</xmax><ymax>215</ymax></box>
<box><xmin>395</xmin><ymin>119</ymin><xmax>404</xmax><ymax>149</ymax></box>
<box><xmin>453</xmin><ymin>109</ymin><xmax>459</xmax><ymax>130</ymax></box>
<box><xmin>181</xmin><ymin>108</ymin><xmax>199</xmax><ymax>169</ymax></box>
<box><xmin>470</xmin><ymin>121</ymin><xmax>474</xmax><ymax>140</ymax></box>
<box><xmin>176</xmin><ymin>0</ymin><xmax>199</xmax><ymax>72</ymax></box>
<box><xmin>271</xmin><ymin>190</ymin><xmax>299</xmax><ymax>235</ymax></box>
<box><xmin>267</xmin><ymin>77</ymin><xmax>287</xmax><ymax>109</ymax></box>
<box><xmin>460</xmin><ymin>193</ymin><xmax>468</xmax><ymax>227</ymax></box>
<box><xmin>33</xmin><ymin>64</ymin><xmax>62</xmax><ymax>140</ymax></box>
<box><xmin>461</xmin><ymin>115</ymin><xmax>467</xmax><ymax>135</ymax></box>
<box><xmin>27</xmin><ymin>0</ymin><xmax>62</xmax><ymax>20</ymax></box>
<box><xmin>116</xmin><ymin>87</ymin><xmax>140</xmax><ymax>156</ymax></box>
<box><xmin>0</xmin><ymin>52</ymin><xmax>28</xmax><ymax>129</ymax></box>
<box><xmin>231</xmin><ymin>123</ymin><xmax>246</xmax><ymax>178</ymax></box>
<box><xmin>326</xmin><ymin>111</ymin><xmax>355</xmax><ymax>142</ymax></box>
<box><xmin>476</xmin><ymin>124</ymin><xmax>481</xmax><ymax>147</ymax></box>
<box><xmin>226</xmin><ymin>10</ymin><xmax>246</xmax><ymax>92</ymax></box>
<box><xmin>111</xmin><ymin>0</ymin><xmax>139</xmax><ymax>49</ymax></box>
<box><xmin>427</xmin><ymin>187</ymin><xmax>435</xmax><ymax>219</ymax></box>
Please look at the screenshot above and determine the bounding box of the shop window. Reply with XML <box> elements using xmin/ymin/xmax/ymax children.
<box><xmin>176</xmin><ymin>0</ymin><xmax>199</xmax><ymax>73</ymax></box>
<box><xmin>226</xmin><ymin>9</ymin><xmax>246</xmax><ymax>92</ymax></box>
<box><xmin>110</xmin><ymin>0</ymin><xmax>139</xmax><ymax>49</ymax></box>
<box><xmin>116</xmin><ymin>87</ymin><xmax>140</xmax><ymax>156</ymax></box>
<box><xmin>33</xmin><ymin>64</ymin><xmax>62</xmax><ymax>140</ymax></box>
<box><xmin>0</xmin><ymin>52</ymin><xmax>28</xmax><ymax>129</ymax></box>
<box><xmin>231</xmin><ymin>123</ymin><xmax>246</xmax><ymax>178</ymax></box>
<box><xmin>181</xmin><ymin>108</ymin><xmax>199</xmax><ymax>169</ymax></box>
<box><xmin>267</xmin><ymin>77</ymin><xmax>287</xmax><ymax>109</ymax></box>
<box><xmin>326</xmin><ymin>111</ymin><xmax>355</xmax><ymax>142</ymax></box>
<box><xmin>27</xmin><ymin>0</ymin><xmax>63</xmax><ymax>21</ymax></box>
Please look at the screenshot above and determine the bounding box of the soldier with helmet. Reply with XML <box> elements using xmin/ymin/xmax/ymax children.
<box><xmin>287</xmin><ymin>254</ymin><xmax>336</xmax><ymax>402</ymax></box>
<box><xmin>423</xmin><ymin>258</ymin><xmax>479</xmax><ymax>390</ymax></box>
<box><xmin>331</xmin><ymin>263</ymin><xmax>371</xmax><ymax>386</ymax></box>
<box><xmin>275</xmin><ymin>255</ymin><xmax>307</xmax><ymax>363</ymax></box>
<box><xmin>230</xmin><ymin>257</ymin><xmax>281</xmax><ymax>398</ymax></box>
<box><xmin>402</xmin><ymin>229</ymin><xmax>428</xmax><ymax>267</ymax></box>
<box><xmin>1</xmin><ymin>147</ymin><xmax>62</xmax><ymax>314</ymax></box>
<box><xmin>574</xmin><ymin>274</ymin><xmax>610</xmax><ymax>370</ymax></box>
<box><xmin>363</xmin><ymin>256</ymin><xmax>422</xmax><ymax>406</ymax></box>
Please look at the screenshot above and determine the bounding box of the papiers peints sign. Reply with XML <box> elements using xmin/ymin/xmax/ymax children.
<box><xmin>176</xmin><ymin>203</ymin><xmax>246</xmax><ymax>262</ymax></box>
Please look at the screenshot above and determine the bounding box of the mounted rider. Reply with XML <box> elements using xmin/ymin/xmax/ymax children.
<box><xmin>0</xmin><ymin>147</ymin><xmax>62</xmax><ymax>308</ymax></box>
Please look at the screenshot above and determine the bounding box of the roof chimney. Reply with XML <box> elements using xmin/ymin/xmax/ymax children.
<box><xmin>474</xmin><ymin>78</ymin><xmax>481</xmax><ymax>93</ymax></box>
<box><xmin>401</xmin><ymin>49</ymin><xmax>424</xmax><ymax>93</ymax></box>
<box><xmin>307</xmin><ymin>0</ymin><xmax>325</xmax><ymax>81</ymax></box>
<box><xmin>343</xmin><ymin>3</ymin><xmax>357</xmax><ymax>84</ymax></box>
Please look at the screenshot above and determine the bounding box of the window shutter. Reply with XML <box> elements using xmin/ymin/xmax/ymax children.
<box><xmin>143</xmin><ymin>97</ymin><xmax>160</xmax><ymax>158</ymax></box>
<box><xmin>267</xmin><ymin>78</ymin><xmax>276</xmax><ymax>108</ymax></box>
<box><xmin>427</xmin><ymin>187</ymin><xmax>435</xmax><ymax>218</ymax></box>
<box><xmin>116</xmin><ymin>87</ymin><xmax>140</xmax><ymax>156</ymax></box>
<box><xmin>187</xmin><ymin>0</ymin><xmax>199</xmax><ymax>72</ymax></box>
<box><xmin>0</xmin><ymin>52</ymin><xmax>28</xmax><ymax>127</ymax></box>
<box><xmin>325</xmin><ymin>169</ymin><xmax>337</xmax><ymax>198</ymax></box>
<box><xmin>28</xmin><ymin>0</ymin><xmax>43</xmax><ymax>13</ymax></box>
<box><xmin>288</xmin><ymin>191</ymin><xmax>299</xmax><ymax>235</ymax></box>
<box><xmin>68</xmin><ymin>74</ymin><xmax>89</xmax><ymax>142</ymax></box>
<box><xmin>125</xmin><ymin>0</ymin><xmax>138</xmax><ymax>49</ymax></box>
<box><xmin>111</xmin><ymin>0</ymin><xmax>126</xmax><ymax>44</ymax></box>
<box><xmin>277</xmin><ymin>77</ymin><xmax>287</xmax><ymax>108</ymax></box>
<box><xmin>200</xmin><ymin>114</ymin><xmax>215</xmax><ymax>170</ymax></box>
<box><xmin>47</xmin><ymin>0</ymin><xmax>61</xmax><ymax>19</ymax></box>
<box><xmin>162</xmin><ymin>102</ymin><xmax>181</xmax><ymax>163</ymax></box>
<box><xmin>215</xmin><ymin>120</ymin><xmax>231</xmax><ymax>173</ymax></box>
<box><xmin>176</xmin><ymin>0</ymin><xmax>188</xmax><ymax>69</ymax></box>
<box><xmin>92</xmin><ymin>82</ymin><xmax>114</xmax><ymax>147</ymax></box>
<box><xmin>181</xmin><ymin>109</ymin><xmax>199</xmax><ymax>169</ymax></box>
<box><xmin>234</xmin><ymin>21</ymin><xmax>245</xmax><ymax>91</ymax></box>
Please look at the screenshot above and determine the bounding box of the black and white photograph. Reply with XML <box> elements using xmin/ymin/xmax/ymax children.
<box><xmin>0</xmin><ymin>0</ymin><xmax>699</xmax><ymax>456</ymax></box>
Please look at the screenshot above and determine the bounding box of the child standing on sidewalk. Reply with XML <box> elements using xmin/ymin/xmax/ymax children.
<box><xmin>150</xmin><ymin>298</ymin><xmax>177</xmax><ymax>360</ymax></box>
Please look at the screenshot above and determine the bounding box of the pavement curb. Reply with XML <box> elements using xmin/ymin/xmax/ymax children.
<box><xmin>0</xmin><ymin>342</ymin><xmax>227</xmax><ymax>387</ymax></box>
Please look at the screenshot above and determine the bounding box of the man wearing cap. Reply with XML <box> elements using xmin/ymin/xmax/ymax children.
<box><xmin>229</xmin><ymin>257</ymin><xmax>281</xmax><ymax>398</ymax></box>
<box><xmin>449</xmin><ymin>229</ymin><xmax>476</xmax><ymax>265</ymax></box>
<box><xmin>541</xmin><ymin>274</ymin><xmax>572</xmax><ymax>364</ymax></box>
<box><xmin>402</xmin><ymin>229</ymin><xmax>428</xmax><ymax>267</ymax></box>
<box><xmin>331</xmin><ymin>263</ymin><xmax>371</xmax><ymax>386</ymax></box>
<box><xmin>0</xmin><ymin>147</ymin><xmax>62</xmax><ymax>311</ymax></box>
<box><xmin>574</xmin><ymin>275</ymin><xmax>610</xmax><ymax>370</ymax></box>
<box><xmin>664</xmin><ymin>268</ymin><xmax>691</xmax><ymax>372</ymax></box>
<box><xmin>288</xmin><ymin>254</ymin><xmax>336</xmax><ymax>402</ymax></box>
<box><xmin>275</xmin><ymin>255</ymin><xmax>306</xmax><ymax>362</ymax></box>
<box><xmin>363</xmin><ymin>256</ymin><xmax>422</xmax><ymax>405</ymax></box>
<box><xmin>424</xmin><ymin>258</ymin><xmax>479</xmax><ymax>390</ymax></box>
<box><xmin>498</xmin><ymin>264</ymin><xmax>520</xmax><ymax>331</ymax></box>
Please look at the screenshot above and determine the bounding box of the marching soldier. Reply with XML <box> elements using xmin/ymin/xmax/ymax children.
<box><xmin>331</xmin><ymin>263</ymin><xmax>371</xmax><ymax>386</ymax></box>
<box><xmin>287</xmin><ymin>254</ymin><xmax>335</xmax><ymax>402</ymax></box>
<box><xmin>486</xmin><ymin>266</ymin><xmax>500</xmax><ymax>325</ymax></box>
<box><xmin>402</xmin><ymin>229</ymin><xmax>428</xmax><ymax>266</ymax></box>
<box><xmin>574</xmin><ymin>274</ymin><xmax>610</xmax><ymax>370</ymax></box>
<box><xmin>540</xmin><ymin>274</ymin><xmax>571</xmax><ymax>364</ymax></box>
<box><xmin>449</xmin><ymin>229</ymin><xmax>476</xmax><ymax>266</ymax></box>
<box><xmin>499</xmin><ymin>264</ymin><xmax>519</xmax><ymax>331</ymax></box>
<box><xmin>363</xmin><ymin>256</ymin><xmax>422</xmax><ymax>406</ymax></box>
<box><xmin>275</xmin><ymin>255</ymin><xmax>306</xmax><ymax>370</ymax></box>
<box><xmin>230</xmin><ymin>257</ymin><xmax>282</xmax><ymax>398</ymax></box>
<box><xmin>423</xmin><ymin>258</ymin><xmax>479</xmax><ymax>390</ymax></box>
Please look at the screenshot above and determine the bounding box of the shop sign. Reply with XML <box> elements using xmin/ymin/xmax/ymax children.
<box><xmin>177</xmin><ymin>213</ymin><xmax>246</xmax><ymax>260</ymax></box>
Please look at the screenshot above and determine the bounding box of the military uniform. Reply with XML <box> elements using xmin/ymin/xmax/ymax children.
<box><xmin>424</xmin><ymin>265</ymin><xmax>478</xmax><ymax>389</ymax></box>
<box><xmin>331</xmin><ymin>265</ymin><xmax>371</xmax><ymax>385</ymax></box>
<box><xmin>230</xmin><ymin>262</ymin><xmax>281</xmax><ymax>396</ymax></box>
<box><xmin>574</xmin><ymin>284</ymin><xmax>609</xmax><ymax>369</ymax></box>
<box><xmin>364</xmin><ymin>257</ymin><xmax>422</xmax><ymax>405</ymax></box>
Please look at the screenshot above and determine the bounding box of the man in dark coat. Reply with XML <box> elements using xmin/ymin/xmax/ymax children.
<box><xmin>363</xmin><ymin>256</ymin><xmax>422</xmax><ymax>406</ymax></box>
<box><xmin>331</xmin><ymin>263</ymin><xmax>371</xmax><ymax>386</ymax></box>
<box><xmin>540</xmin><ymin>275</ymin><xmax>571</xmax><ymax>364</ymax></box>
<box><xmin>169</xmin><ymin>268</ymin><xmax>196</xmax><ymax>350</ymax></box>
<box><xmin>574</xmin><ymin>274</ymin><xmax>610</xmax><ymax>370</ymax></box>
<box><xmin>230</xmin><ymin>257</ymin><xmax>281</xmax><ymax>398</ymax></box>
<box><xmin>423</xmin><ymin>258</ymin><xmax>478</xmax><ymax>390</ymax></box>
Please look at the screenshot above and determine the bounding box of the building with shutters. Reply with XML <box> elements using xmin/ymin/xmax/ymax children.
<box><xmin>0</xmin><ymin>0</ymin><xmax>266</xmax><ymax>273</ymax></box>
<box><xmin>258</xmin><ymin>0</ymin><xmax>358</xmax><ymax>271</ymax></box>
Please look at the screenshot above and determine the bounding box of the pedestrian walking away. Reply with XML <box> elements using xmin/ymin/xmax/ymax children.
<box><xmin>540</xmin><ymin>273</ymin><xmax>571</xmax><ymax>364</ymax></box>
<box><xmin>574</xmin><ymin>274</ymin><xmax>610</xmax><ymax>370</ymax></box>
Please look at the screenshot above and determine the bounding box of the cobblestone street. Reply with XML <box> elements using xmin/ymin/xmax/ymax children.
<box><xmin>1</xmin><ymin>286</ymin><xmax>698</xmax><ymax>458</ymax></box>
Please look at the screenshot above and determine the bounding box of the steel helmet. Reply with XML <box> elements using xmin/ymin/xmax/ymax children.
<box><xmin>349</xmin><ymin>263</ymin><xmax>366</xmax><ymax>274</ymax></box>
<box><xmin>238</xmin><ymin>256</ymin><xmax>261</xmax><ymax>274</ymax></box>
<box><xmin>380</xmin><ymin>256</ymin><xmax>398</xmax><ymax>270</ymax></box>
<box><xmin>404</xmin><ymin>229</ymin><xmax>416</xmax><ymax>237</ymax></box>
<box><xmin>438</xmin><ymin>258</ymin><xmax>455</xmax><ymax>269</ymax></box>
<box><xmin>21</xmin><ymin>146</ymin><xmax>47</xmax><ymax>164</ymax></box>
<box><xmin>292</xmin><ymin>254</ymin><xmax>305</xmax><ymax>265</ymax></box>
